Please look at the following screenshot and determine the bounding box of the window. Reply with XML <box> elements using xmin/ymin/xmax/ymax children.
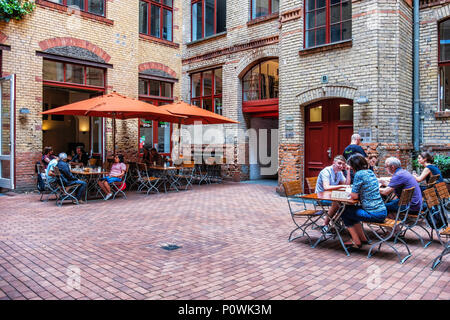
<box><xmin>43</xmin><ymin>60</ymin><xmax>105</xmax><ymax>88</ymax></box>
<box><xmin>139</xmin><ymin>0</ymin><xmax>173</xmax><ymax>41</ymax></box>
<box><xmin>242</xmin><ymin>59</ymin><xmax>278</xmax><ymax>101</ymax></box>
<box><xmin>191</xmin><ymin>68</ymin><xmax>222</xmax><ymax>115</ymax></box>
<box><xmin>139</xmin><ymin>78</ymin><xmax>173</xmax><ymax>99</ymax></box>
<box><xmin>47</xmin><ymin>0</ymin><xmax>105</xmax><ymax>16</ymax></box>
<box><xmin>439</xmin><ymin>19</ymin><xmax>450</xmax><ymax>111</ymax></box>
<box><xmin>191</xmin><ymin>0</ymin><xmax>226</xmax><ymax>41</ymax></box>
<box><xmin>304</xmin><ymin>0</ymin><xmax>351</xmax><ymax>48</ymax></box>
<box><xmin>251</xmin><ymin>0</ymin><xmax>279</xmax><ymax>20</ymax></box>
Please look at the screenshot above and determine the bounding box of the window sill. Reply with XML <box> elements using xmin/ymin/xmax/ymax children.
<box><xmin>186</xmin><ymin>31</ymin><xmax>227</xmax><ymax>47</ymax></box>
<box><xmin>139</xmin><ymin>34</ymin><xmax>180</xmax><ymax>49</ymax></box>
<box><xmin>36</xmin><ymin>0</ymin><xmax>114</xmax><ymax>25</ymax></box>
<box><xmin>435</xmin><ymin>111</ymin><xmax>450</xmax><ymax>119</ymax></box>
<box><xmin>299</xmin><ymin>39</ymin><xmax>352</xmax><ymax>56</ymax></box>
<box><xmin>247</xmin><ymin>13</ymin><xmax>279</xmax><ymax>27</ymax></box>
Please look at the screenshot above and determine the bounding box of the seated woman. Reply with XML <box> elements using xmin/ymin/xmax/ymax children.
<box><xmin>70</xmin><ymin>146</ymin><xmax>89</xmax><ymax>167</ymax></box>
<box><xmin>42</xmin><ymin>146</ymin><xmax>57</xmax><ymax>169</ymax></box>
<box><xmin>341</xmin><ymin>154</ymin><xmax>387</xmax><ymax>249</ymax></box>
<box><xmin>98</xmin><ymin>154</ymin><xmax>126</xmax><ymax>200</ymax></box>
<box><xmin>413</xmin><ymin>152</ymin><xmax>444</xmax><ymax>191</ymax></box>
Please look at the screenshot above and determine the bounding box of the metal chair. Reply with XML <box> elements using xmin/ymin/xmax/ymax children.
<box><xmin>52</xmin><ymin>166</ymin><xmax>82</xmax><ymax>207</ymax></box>
<box><xmin>111</xmin><ymin>164</ymin><xmax>130</xmax><ymax>200</ymax></box>
<box><xmin>282</xmin><ymin>180</ymin><xmax>323</xmax><ymax>246</ymax></box>
<box><xmin>435</xmin><ymin>182</ymin><xmax>449</xmax><ymax>219</ymax></box>
<box><xmin>136</xmin><ymin>162</ymin><xmax>160</xmax><ymax>195</ymax></box>
<box><xmin>423</xmin><ymin>188</ymin><xmax>449</xmax><ymax>270</ymax></box>
<box><xmin>176</xmin><ymin>162</ymin><xmax>196</xmax><ymax>190</ymax></box>
<box><xmin>365</xmin><ymin>186</ymin><xmax>415</xmax><ymax>264</ymax></box>
<box><xmin>426</xmin><ymin>174</ymin><xmax>440</xmax><ymax>189</ymax></box>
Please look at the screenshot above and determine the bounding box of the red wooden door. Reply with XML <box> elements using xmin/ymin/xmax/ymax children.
<box><xmin>305</xmin><ymin>99</ymin><xmax>353</xmax><ymax>179</ymax></box>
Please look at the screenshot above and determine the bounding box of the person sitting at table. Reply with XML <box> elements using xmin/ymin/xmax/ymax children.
<box><xmin>149</xmin><ymin>148</ymin><xmax>163</xmax><ymax>166</ymax></box>
<box><xmin>341</xmin><ymin>154</ymin><xmax>387</xmax><ymax>249</ymax></box>
<box><xmin>56</xmin><ymin>153</ymin><xmax>87</xmax><ymax>204</ymax></box>
<box><xmin>71</xmin><ymin>146</ymin><xmax>89</xmax><ymax>167</ymax></box>
<box><xmin>45</xmin><ymin>156</ymin><xmax>59</xmax><ymax>185</ymax></box>
<box><xmin>41</xmin><ymin>146</ymin><xmax>57</xmax><ymax>169</ymax></box>
<box><xmin>315</xmin><ymin>155</ymin><xmax>351</xmax><ymax>234</ymax></box>
<box><xmin>142</xmin><ymin>144</ymin><xmax>152</xmax><ymax>164</ymax></box>
<box><xmin>413</xmin><ymin>152</ymin><xmax>444</xmax><ymax>191</ymax></box>
<box><xmin>98</xmin><ymin>154</ymin><xmax>127</xmax><ymax>200</ymax></box>
<box><xmin>380</xmin><ymin>157</ymin><xmax>423</xmax><ymax>217</ymax></box>
<box><xmin>368</xmin><ymin>154</ymin><xmax>378</xmax><ymax>173</ymax></box>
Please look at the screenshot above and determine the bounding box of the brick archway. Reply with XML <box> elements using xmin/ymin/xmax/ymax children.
<box><xmin>38</xmin><ymin>37</ymin><xmax>111</xmax><ymax>63</ymax></box>
<box><xmin>435</xmin><ymin>4</ymin><xmax>450</xmax><ymax>22</ymax></box>
<box><xmin>139</xmin><ymin>62</ymin><xmax>177</xmax><ymax>78</ymax></box>
<box><xmin>235</xmin><ymin>46</ymin><xmax>279</xmax><ymax>78</ymax></box>
<box><xmin>0</xmin><ymin>31</ymin><xmax>8</xmax><ymax>44</ymax></box>
<box><xmin>296</xmin><ymin>84</ymin><xmax>358</xmax><ymax>106</ymax></box>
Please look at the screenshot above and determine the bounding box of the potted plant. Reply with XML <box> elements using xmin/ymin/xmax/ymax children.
<box><xmin>0</xmin><ymin>0</ymin><xmax>35</xmax><ymax>22</ymax></box>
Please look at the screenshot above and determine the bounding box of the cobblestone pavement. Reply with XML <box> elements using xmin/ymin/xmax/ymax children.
<box><xmin>0</xmin><ymin>182</ymin><xmax>448</xmax><ymax>300</ymax></box>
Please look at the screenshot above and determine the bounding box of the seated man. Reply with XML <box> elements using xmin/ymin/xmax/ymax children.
<box><xmin>380</xmin><ymin>157</ymin><xmax>423</xmax><ymax>216</ymax></box>
<box><xmin>57</xmin><ymin>153</ymin><xmax>87</xmax><ymax>204</ymax></box>
<box><xmin>149</xmin><ymin>148</ymin><xmax>163</xmax><ymax>166</ymax></box>
<box><xmin>71</xmin><ymin>146</ymin><xmax>89</xmax><ymax>167</ymax></box>
<box><xmin>315</xmin><ymin>155</ymin><xmax>351</xmax><ymax>233</ymax></box>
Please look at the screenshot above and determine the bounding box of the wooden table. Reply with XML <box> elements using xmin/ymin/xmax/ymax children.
<box><xmin>71</xmin><ymin>169</ymin><xmax>108</xmax><ymax>201</ymax></box>
<box><xmin>300</xmin><ymin>191</ymin><xmax>359</xmax><ymax>256</ymax></box>
<box><xmin>147</xmin><ymin>165</ymin><xmax>181</xmax><ymax>193</ymax></box>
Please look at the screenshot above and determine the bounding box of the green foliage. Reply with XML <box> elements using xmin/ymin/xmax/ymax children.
<box><xmin>0</xmin><ymin>0</ymin><xmax>35</xmax><ymax>22</ymax></box>
<box><xmin>433</xmin><ymin>154</ymin><xmax>450</xmax><ymax>178</ymax></box>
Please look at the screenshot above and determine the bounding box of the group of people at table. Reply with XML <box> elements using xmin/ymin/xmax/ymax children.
<box><xmin>314</xmin><ymin>134</ymin><xmax>444</xmax><ymax>250</ymax></box>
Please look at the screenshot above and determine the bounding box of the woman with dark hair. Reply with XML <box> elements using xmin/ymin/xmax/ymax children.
<box><xmin>413</xmin><ymin>152</ymin><xmax>443</xmax><ymax>189</ymax></box>
<box><xmin>341</xmin><ymin>154</ymin><xmax>387</xmax><ymax>249</ymax></box>
<box><xmin>98</xmin><ymin>154</ymin><xmax>126</xmax><ymax>200</ymax></box>
<box><xmin>42</xmin><ymin>146</ymin><xmax>56</xmax><ymax>169</ymax></box>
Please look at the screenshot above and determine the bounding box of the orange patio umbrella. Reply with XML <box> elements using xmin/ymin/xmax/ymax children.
<box><xmin>41</xmin><ymin>92</ymin><xmax>185</xmax><ymax>153</ymax></box>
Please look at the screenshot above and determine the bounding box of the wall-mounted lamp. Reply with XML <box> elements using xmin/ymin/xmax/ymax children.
<box><xmin>356</xmin><ymin>96</ymin><xmax>370</xmax><ymax>104</ymax></box>
<box><xmin>19</xmin><ymin>108</ymin><xmax>30</xmax><ymax>114</ymax></box>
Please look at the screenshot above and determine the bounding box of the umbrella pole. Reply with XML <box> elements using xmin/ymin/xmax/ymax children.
<box><xmin>113</xmin><ymin>117</ymin><xmax>116</xmax><ymax>155</ymax></box>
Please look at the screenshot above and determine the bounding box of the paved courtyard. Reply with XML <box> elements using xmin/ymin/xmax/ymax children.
<box><xmin>0</xmin><ymin>182</ymin><xmax>448</xmax><ymax>300</ymax></box>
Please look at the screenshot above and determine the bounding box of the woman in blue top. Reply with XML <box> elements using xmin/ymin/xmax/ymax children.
<box><xmin>341</xmin><ymin>154</ymin><xmax>387</xmax><ymax>249</ymax></box>
<box><xmin>413</xmin><ymin>152</ymin><xmax>443</xmax><ymax>191</ymax></box>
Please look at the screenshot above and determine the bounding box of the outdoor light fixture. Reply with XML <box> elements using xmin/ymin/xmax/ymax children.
<box><xmin>19</xmin><ymin>108</ymin><xmax>30</xmax><ymax>114</ymax></box>
<box><xmin>356</xmin><ymin>96</ymin><xmax>370</xmax><ymax>104</ymax></box>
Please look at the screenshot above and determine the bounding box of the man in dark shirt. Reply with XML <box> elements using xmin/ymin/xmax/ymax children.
<box><xmin>343</xmin><ymin>134</ymin><xmax>367</xmax><ymax>183</ymax></box>
<box><xmin>57</xmin><ymin>152</ymin><xmax>87</xmax><ymax>203</ymax></box>
<box><xmin>71</xmin><ymin>146</ymin><xmax>89</xmax><ymax>166</ymax></box>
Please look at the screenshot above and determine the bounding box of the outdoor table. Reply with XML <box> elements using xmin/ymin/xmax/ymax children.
<box><xmin>195</xmin><ymin>158</ymin><xmax>226</xmax><ymax>184</ymax></box>
<box><xmin>71</xmin><ymin>169</ymin><xmax>108</xmax><ymax>201</ymax></box>
<box><xmin>147</xmin><ymin>165</ymin><xmax>181</xmax><ymax>193</ymax></box>
<box><xmin>300</xmin><ymin>190</ymin><xmax>359</xmax><ymax>256</ymax></box>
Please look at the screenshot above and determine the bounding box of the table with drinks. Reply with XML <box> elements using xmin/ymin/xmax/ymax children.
<box><xmin>70</xmin><ymin>165</ymin><xmax>108</xmax><ymax>201</ymax></box>
<box><xmin>147</xmin><ymin>163</ymin><xmax>181</xmax><ymax>193</ymax></box>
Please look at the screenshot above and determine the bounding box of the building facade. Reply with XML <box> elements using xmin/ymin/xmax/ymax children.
<box><xmin>0</xmin><ymin>0</ymin><xmax>449</xmax><ymax>191</ymax></box>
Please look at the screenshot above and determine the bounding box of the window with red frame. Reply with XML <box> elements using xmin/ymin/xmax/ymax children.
<box><xmin>47</xmin><ymin>0</ymin><xmax>105</xmax><ymax>16</ymax></box>
<box><xmin>191</xmin><ymin>0</ymin><xmax>226</xmax><ymax>41</ymax></box>
<box><xmin>251</xmin><ymin>0</ymin><xmax>279</xmax><ymax>20</ymax></box>
<box><xmin>139</xmin><ymin>0</ymin><xmax>173</xmax><ymax>41</ymax></box>
<box><xmin>43</xmin><ymin>59</ymin><xmax>105</xmax><ymax>89</ymax></box>
<box><xmin>242</xmin><ymin>59</ymin><xmax>278</xmax><ymax>102</ymax></box>
<box><xmin>191</xmin><ymin>68</ymin><xmax>222</xmax><ymax>115</ymax></box>
<box><xmin>439</xmin><ymin>18</ymin><xmax>450</xmax><ymax>111</ymax></box>
<box><xmin>304</xmin><ymin>0</ymin><xmax>351</xmax><ymax>48</ymax></box>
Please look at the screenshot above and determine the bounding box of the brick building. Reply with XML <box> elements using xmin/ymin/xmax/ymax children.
<box><xmin>0</xmin><ymin>0</ymin><xmax>449</xmax><ymax>191</ymax></box>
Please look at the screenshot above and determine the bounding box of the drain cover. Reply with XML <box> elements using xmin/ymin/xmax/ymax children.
<box><xmin>161</xmin><ymin>244</ymin><xmax>181</xmax><ymax>251</ymax></box>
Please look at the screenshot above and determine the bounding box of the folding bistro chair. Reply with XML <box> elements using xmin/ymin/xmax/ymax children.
<box><xmin>426</xmin><ymin>174</ymin><xmax>440</xmax><ymax>189</ymax></box>
<box><xmin>365</xmin><ymin>187</ymin><xmax>415</xmax><ymax>264</ymax></box>
<box><xmin>111</xmin><ymin>164</ymin><xmax>129</xmax><ymax>200</ymax></box>
<box><xmin>305</xmin><ymin>176</ymin><xmax>318</xmax><ymax>194</ymax></box>
<box><xmin>423</xmin><ymin>188</ymin><xmax>449</xmax><ymax>270</ymax></box>
<box><xmin>136</xmin><ymin>162</ymin><xmax>160</xmax><ymax>195</ymax></box>
<box><xmin>282</xmin><ymin>180</ymin><xmax>324</xmax><ymax>246</ymax></box>
<box><xmin>176</xmin><ymin>162</ymin><xmax>195</xmax><ymax>190</ymax></box>
<box><xmin>53</xmin><ymin>166</ymin><xmax>82</xmax><ymax>207</ymax></box>
<box><xmin>40</xmin><ymin>168</ymin><xmax>61</xmax><ymax>202</ymax></box>
<box><xmin>435</xmin><ymin>182</ymin><xmax>449</xmax><ymax>218</ymax></box>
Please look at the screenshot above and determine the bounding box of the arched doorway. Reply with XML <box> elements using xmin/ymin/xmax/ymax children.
<box><xmin>241</xmin><ymin>58</ymin><xmax>279</xmax><ymax>180</ymax></box>
<box><xmin>304</xmin><ymin>98</ymin><xmax>353</xmax><ymax>178</ymax></box>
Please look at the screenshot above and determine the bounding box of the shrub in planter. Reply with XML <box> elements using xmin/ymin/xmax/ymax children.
<box><xmin>0</xmin><ymin>0</ymin><xmax>35</xmax><ymax>22</ymax></box>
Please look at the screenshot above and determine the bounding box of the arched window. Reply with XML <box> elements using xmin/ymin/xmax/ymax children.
<box><xmin>439</xmin><ymin>18</ymin><xmax>450</xmax><ymax>111</ymax></box>
<box><xmin>242</xmin><ymin>59</ymin><xmax>279</xmax><ymax>102</ymax></box>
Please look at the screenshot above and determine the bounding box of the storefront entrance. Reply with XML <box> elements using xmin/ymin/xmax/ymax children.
<box><xmin>304</xmin><ymin>98</ymin><xmax>353</xmax><ymax>178</ymax></box>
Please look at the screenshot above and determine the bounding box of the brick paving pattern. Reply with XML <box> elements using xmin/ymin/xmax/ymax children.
<box><xmin>0</xmin><ymin>183</ymin><xmax>448</xmax><ymax>300</ymax></box>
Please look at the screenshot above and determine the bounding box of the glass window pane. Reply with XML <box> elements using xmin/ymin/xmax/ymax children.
<box><xmin>1</xmin><ymin>160</ymin><xmax>10</xmax><ymax>179</ymax></box>
<box><xmin>149</xmin><ymin>80</ymin><xmax>160</xmax><ymax>96</ymax></box>
<box><xmin>139</xmin><ymin>79</ymin><xmax>148</xmax><ymax>95</ymax></box>
<box><xmin>92</xmin><ymin>117</ymin><xmax>102</xmax><ymax>154</ymax></box>
<box><xmin>259</xmin><ymin>60</ymin><xmax>279</xmax><ymax>99</ymax></box>
<box><xmin>1</xmin><ymin>80</ymin><xmax>11</xmax><ymax>156</ymax></box>
<box><xmin>158</xmin><ymin>122</ymin><xmax>171</xmax><ymax>154</ymax></box>
<box><xmin>342</xmin><ymin>1</ymin><xmax>351</xmax><ymax>21</ymax></box>
<box><xmin>139</xmin><ymin>1</ymin><xmax>148</xmax><ymax>34</ymax></box>
<box><xmin>339</xmin><ymin>104</ymin><xmax>353</xmax><ymax>121</ymax></box>
<box><xmin>317</xmin><ymin>0</ymin><xmax>326</xmax><ymax>8</ymax></box>
<box><xmin>216</xmin><ymin>0</ymin><xmax>226</xmax><ymax>33</ymax></box>
<box><xmin>192</xmin><ymin>73</ymin><xmax>201</xmax><ymax>98</ymax></box>
<box><xmin>88</xmin><ymin>0</ymin><xmax>104</xmax><ymax>15</ymax></box>
<box><xmin>163</xmin><ymin>9</ymin><xmax>172</xmax><ymax>41</ymax></box>
<box><xmin>331</xmin><ymin>24</ymin><xmax>341</xmax><ymax>43</ymax></box>
<box><xmin>214</xmin><ymin>69</ymin><xmax>222</xmax><ymax>94</ymax></box>
<box><xmin>331</xmin><ymin>0</ymin><xmax>341</xmax><ymax>4</ymax></box>
<box><xmin>310</xmin><ymin>106</ymin><xmax>322</xmax><ymax>122</ymax></box>
<box><xmin>43</xmin><ymin>60</ymin><xmax>64</xmax><ymax>82</ymax></box>
<box><xmin>192</xmin><ymin>2</ymin><xmax>202</xmax><ymax>41</ymax></box>
<box><xmin>316</xmin><ymin>27</ymin><xmax>326</xmax><ymax>46</ymax></box>
<box><xmin>192</xmin><ymin>99</ymin><xmax>201</xmax><ymax>107</ymax></box>
<box><xmin>306</xmin><ymin>29</ymin><xmax>315</xmax><ymax>48</ymax></box>
<box><xmin>86</xmin><ymin>67</ymin><xmax>104</xmax><ymax>87</ymax></box>
<box><xmin>252</xmin><ymin>0</ymin><xmax>269</xmax><ymax>19</ymax></box>
<box><xmin>203</xmin><ymin>70</ymin><xmax>212</xmax><ymax>96</ymax></box>
<box><xmin>330</xmin><ymin>4</ymin><xmax>340</xmax><ymax>24</ymax></box>
<box><xmin>140</xmin><ymin>119</ymin><xmax>153</xmax><ymax>154</ymax></box>
<box><xmin>151</xmin><ymin>4</ymin><xmax>161</xmax><ymax>38</ymax></box>
<box><xmin>161</xmin><ymin>82</ymin><xmax>172</xmax><ymax>98</ymax></box>
<box><xmin>214</xmin><ymin>98</ymin><xmax>222</xmax><ymax>115</ymax></box>
<box><xmin>306</xmin><ymin>0</ymin><xmax>315</xmax><ymax>11</ymax></box>
<box><xmin>342</xmin><ymin>21</ymin><xmax>351</xmax><ymax>40</ymax></box>
<box><xmin>440</xmin><ymin>20</ymin><xmax>450</xmax><ymax>62</ymax></box>
<box><xmin>440</xmin><ymin>66</ymin><xmax>450</xmax><ymax>110</ymax></box>
<box><xmin>306</xmin><ymin>11</ymin><xmax>315</xmax><ymax>29</ymax></box>
<box><xmin>243</xmin><ymin>65</ymin><xmax>259</xmax><ymax>101</ymax></box>
<box><xmin>203</xmin><ymin>98</ymin><xmax>213</xmax><ymax>112</ymax></box>
<box><xmin>271</xmin><ymin>0</ymin><xmax>279</xmax><ymax>13</ymax></box>
<box><xmin>48</xmin><ymin>0</ymin><xmax>63</xmax><ymax>3</ymax></box>
<box><xmin>163</xmin><ymin>0</ymin><xmax>173</xmax><ymax>7</ymax></box>
<box><xmin>67</xmin><ymin>0</ymin><xmax>84</xmax><ymax>10</ymax></box>
<box><xmin>205</xmin><ymin>0</ymin><xmax>215</xmax><ymax>37</ymax></box>
<box><xmin>65</xmin><ymin>64</ymin><xmax>84</xmax><ymax>84</ymax></box>
<box><xmin>316</xmin><ymin>8</ymin><xmax>326</xmax><ymax>27</ymax></box>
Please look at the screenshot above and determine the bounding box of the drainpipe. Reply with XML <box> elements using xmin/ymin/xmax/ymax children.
<box><xmin>413</xmin><ymin>0</ymin><xmax>420</xmax><ymax>153</ymax></box>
